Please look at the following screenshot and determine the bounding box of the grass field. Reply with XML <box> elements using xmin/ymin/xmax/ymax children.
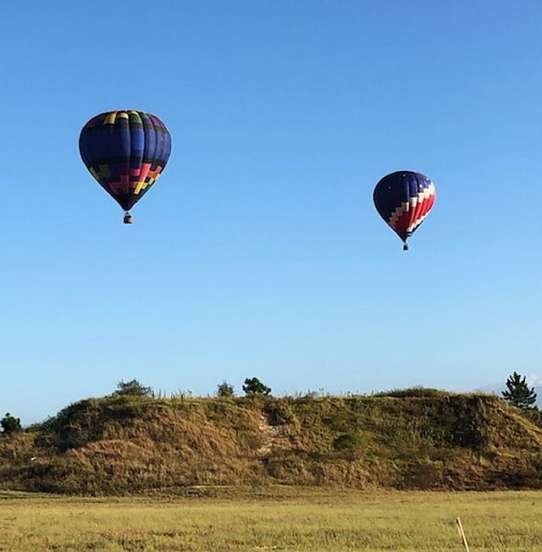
<box><xmin>1</xmin><ymin>488</ymin><xmax>541</xmax><ymax>551</ymax></box>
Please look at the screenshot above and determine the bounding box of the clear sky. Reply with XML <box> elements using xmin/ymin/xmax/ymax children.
<box><xmin>1</xmin><ymin>1</ymin><xmax>541</xmax><ymax>423</ymax></box>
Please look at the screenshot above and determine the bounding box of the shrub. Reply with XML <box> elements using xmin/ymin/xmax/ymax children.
<box><xmin>333</xmin><ymin>432</ymin><xmax>362</xmax><ymax>451</ymax></box>
<box><xmin>1</xmin><ymin>412</ymin><xmax>22</xmax><ymax>435</ymax></box>
<box><xmin>373</xmin><ymin>387</ymin><xmax>451</xmax><ymax>398</ymax></box>
<box><xmin>57</xmin><ymin>425</ymin><xmax>89</xmax><ymax>452</ymax></box>
<box><xmin>217</xmin><ymin>381</ymin><xmax>235</xmax><ymax>397</ymax></box>
<box><xmin>114</xmin><ymin>379</ymin><xmax>153</xmax><ymax>397</ymax></box>
<box><xmin>242</xmin><ymin>377</ymin><xmax>271</xmax><ymax>396</ymax></box>
<box><xmin>264</xmin><ymin>402</ymin><xmax>295</xmax><ymax>425</ymax></box>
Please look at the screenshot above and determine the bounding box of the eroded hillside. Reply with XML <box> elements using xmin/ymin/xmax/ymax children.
<box><xmin>1</xmin><ymin>392</ymin><xmax>542</xmax><ymax>494</ymax></box>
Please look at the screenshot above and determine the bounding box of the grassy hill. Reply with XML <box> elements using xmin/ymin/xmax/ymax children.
<box><xmin>1</xmin><ymin>390</ymin><xmax>542</xmax><ymax>495</ymax></box>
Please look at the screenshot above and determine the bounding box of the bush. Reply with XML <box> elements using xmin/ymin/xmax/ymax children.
<box><xmin>57</xmin><ymin>425</ymin><xmax>89</xmax><ymax>452</ymax></box>
<box><xmin>264</xmin><ymin>402</ymin><xmax>295</xmax><ymax>425</ymax></box>
<box><xmin>1</xmin><ymin>412</ymin><xmax>22</xmax><ymax>435</ymax></box>
<box><xmin>242</xmin><ymin>377</ymin><xmax>271</xmax><ymax>397</ymax></box>
<box><xmin>333</xmin><ymin>432</ymin><xmax>362</xmax><ymax>451</ymax></box>
<box><xmin>113</xmin><ymin>379</ymin><xmax>153</xmax><ymax>397</ymax></box>
<box><xmin>373</xmin><ymin>387</ymin><xmax>451</xmax><ymax>398</ymax></box>
<box><xmin>217</xmin><ymin>381</ymin><xmax>235</xmax><ymax>397</ymax></box>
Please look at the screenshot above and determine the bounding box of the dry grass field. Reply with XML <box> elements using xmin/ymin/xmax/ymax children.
<box><xmin>1</xmin><ymin>488</ymin><xmax>542</xmax><ymax>551</ymax></box>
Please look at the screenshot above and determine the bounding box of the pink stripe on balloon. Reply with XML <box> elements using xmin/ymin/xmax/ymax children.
<box><xmin>138</xmin><ymin>162</ymin><xmax>152</xmax><ymax>183</ymax></box>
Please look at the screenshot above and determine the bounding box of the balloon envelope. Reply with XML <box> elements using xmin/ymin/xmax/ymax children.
<box><xmin>79</xmin><ymin>110</ymin><xmax>172</xmax><ymax>213</ymax></box>
<box><xmin>373</xmin><ymin>171</ymin><xmax>436</xmax><ymax>247</ymax></box>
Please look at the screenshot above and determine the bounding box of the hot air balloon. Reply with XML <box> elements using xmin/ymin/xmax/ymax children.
<box><xmin>79</xmin><ymin>110</ymin><xmax>172</xmax><ymax>223</ymax></box>
<box><xmin>373</xmin><ymin>171</ymin><xmax>436</xmax><ymax>251</ymax></box>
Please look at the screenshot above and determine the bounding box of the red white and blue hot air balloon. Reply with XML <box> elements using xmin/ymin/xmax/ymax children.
<box><xmin>373</xmin><ymin>171</ymin><xmax>436</xmax><ymax>251</ymax></box>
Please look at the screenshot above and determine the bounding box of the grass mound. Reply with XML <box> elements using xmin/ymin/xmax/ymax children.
<box><xmin>1</xmin><ymin>391</ymin><xmax>542</xmax><ymax>494</ymax></box>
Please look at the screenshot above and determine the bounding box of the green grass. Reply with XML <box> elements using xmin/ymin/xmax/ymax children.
<box><xmin>1</xmin><ymin>488</ymin><xmax>541</xmax><ymax>551</ymax></box>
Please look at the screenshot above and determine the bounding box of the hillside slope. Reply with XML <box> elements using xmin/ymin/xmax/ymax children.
<box><xmin>1</xmin><ymin>393</ymin><xmax>542</xmax><ymax>494</ymax></box>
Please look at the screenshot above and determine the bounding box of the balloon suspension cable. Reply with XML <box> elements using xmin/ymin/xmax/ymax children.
<box><xmin>123</xmin><ymin>211</ymin><xmax>133</xmax><ymax>224</ymax></box>
<box><xmin>403</xmin><ymin>241</ymin><xmax>409</xmax><ymax>252</ymax></box>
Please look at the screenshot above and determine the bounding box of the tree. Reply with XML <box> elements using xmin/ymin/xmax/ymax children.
<box><xmin>114</xmin><ymin>379</ymin><xmax>153</xmax><ymax>397</ymax></box>
<box><xmin>242</xmin><ymin>377</ymin><xmax>271</xmax><ymax>397</ymax></box>
<box><xmin>502</xmin><ymin>372</ymin><xmax>537</xmax><ymax>409</ymax></box>
<box><xmin>217</xmin><ymin>381</ymin><xmax>235</xmax><ymax>397</ymax></box>
<box><xmin>1</xmin><ymin>413</ymin><xmax>22</xmax><ymax>435</ymax></box>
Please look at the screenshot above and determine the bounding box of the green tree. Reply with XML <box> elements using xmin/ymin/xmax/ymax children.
<box><xmin>242</xmin><ymin>377</ymin><xmax>271</xmax><ymax>396</ymax></box>
<box><xmin>217</xmin><ymin>381</ymin><xmax>235</xmax><ymax>397</ymax></box>
<box><xmin>502</xmin><ymin>372</ymin><xmax>537</xmax><ymax>409</ymax></box>
<box><xmin>1</xmin><ymin>413</ymin><xmax>22</xmax><ymax>435</ymax></box>
<box><xmin>114</xmin><ymin>379</ymin><xmax>153</xmax><ymax>397</ymax></box>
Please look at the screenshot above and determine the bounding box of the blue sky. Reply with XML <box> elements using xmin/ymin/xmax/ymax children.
<box><xmin>1</xmin><ymin>1</ymin><xmax>541</xmax><ymax>423</ymax></box>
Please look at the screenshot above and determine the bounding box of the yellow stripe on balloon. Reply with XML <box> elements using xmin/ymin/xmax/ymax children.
<box><xmin>104</xmin><ymin>112</ymin><xmax>117</xmax><ymax>125</ymax></box>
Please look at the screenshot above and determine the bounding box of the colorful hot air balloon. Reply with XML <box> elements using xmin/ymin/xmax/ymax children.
<box><xmin>373</xmin><ymin>171</ymin><xmax>436</xmax><ymax>251</ymax></box>
<box><xmin>79</xmin><ymin>110</ymin><xmax>172</xmax><ymax>223</ymax></box>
